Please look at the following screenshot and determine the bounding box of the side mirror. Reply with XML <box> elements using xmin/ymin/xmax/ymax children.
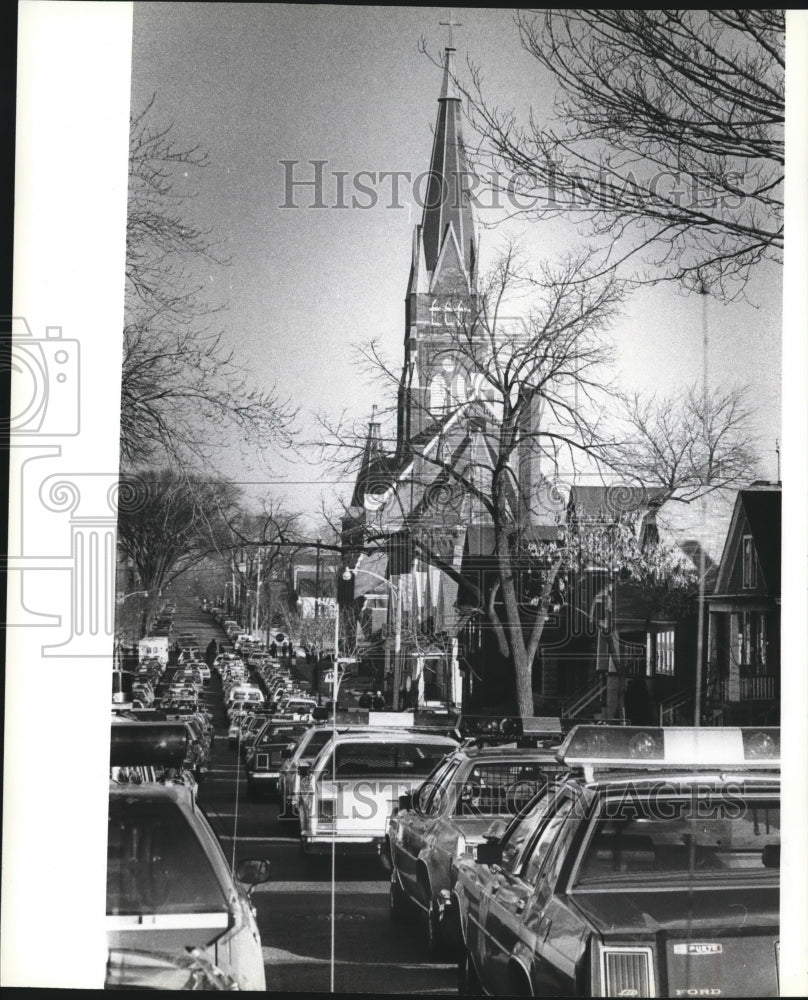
<box><xmin>298</xmin><ymin>762</ymin><xmax>311</xmax><ymax>776</ymax></box>
<box><xmin>475</xmin><ymin>841</ymin><xmax>503</xmax><ymax>867</ymax></box>
<box><xmin>398</xmin><ymin>792</ymin><xmax>413</xmax><ymax>812</ymax></box>
<box><xmin>280</xmin><ymin>745</ymin><xmax>294</xmax><ymax>759</ymax></box>
<box><xmin>236</xmin><ymin>858</ymin><xmax>271</xmax><ymax>886</ymax></box>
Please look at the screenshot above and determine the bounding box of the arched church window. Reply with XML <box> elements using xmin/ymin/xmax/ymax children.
<box><xmin>454</xmin><ymin>302</ymin><xmax>468</xmax><ymax>328</ymax></box>
<box><xmin>429</xmin><ymin>374</ymin><xmax>449</xmax><ymax>415</ymax></box>
<box><xmin>429</xmin><ymin>300</ymin><xmax>442</xmax><ymax>326</ymax></box>
<box><xmin>452</xmin><ymin>369</ymin><xmax>468</xmax><ymax>404</ymax></box>
<box><xmin>443</xmin><ymin>301</ymin><xmax>455</xmax><ymax>326</ymax></box>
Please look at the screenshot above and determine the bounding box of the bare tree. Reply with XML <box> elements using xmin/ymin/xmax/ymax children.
<box><xmin>116</xmin><ymin>467</ymin><xmax>241</xmax><ymax>600</ymax></box>
<box><xmin>326</xmin><ymin>247</ymin><xmax>760</xmax><ymax>715</ymax></box>
<box><xmin>122</xmin><ymin>99</ymin><xmax>296</xmax><ymax>466</ymax></box>
<box><xmin>459</xmin><ymin>10</ymin><xmax>784</xmax><ymax>297</ymax></box>
<box><xmin>613</xmin><ymin>383</ymin><xmax>760</xmax><ymax>502</ymax></box>
<box><xmin>214</xmin><ymin>500</ymin><xmax>303</xmax><ymax>634</ymax></box>
<box><xmin>325</xmin><ymin>249</ymin><xmax>627</xmax><ymax>715</ymax></box>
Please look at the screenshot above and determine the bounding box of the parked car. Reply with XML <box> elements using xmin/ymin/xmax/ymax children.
<box><xmin>107</xmin><ymin>722</ymin><xmax>271</xmax><ymax>990</ymax></box>
<box><xmin>297</xmin><ymin>724</ymin><xmax>459</xmax><ymax>858</ymax></box>
<box><xmin>451</xmin><ymin>725</ymin><xmax>781</xmax><ymax>998</ymax></box>
<box><xmin>386</xmin><ymin>720</ymin><xmax>566</xmax><ymax>955</ymax></box>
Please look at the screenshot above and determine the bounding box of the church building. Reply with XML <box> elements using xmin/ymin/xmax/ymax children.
<box><xmin>342</xmin><ymin>45</ymin><xmax>506</xmax><ymax>711</ymax></box>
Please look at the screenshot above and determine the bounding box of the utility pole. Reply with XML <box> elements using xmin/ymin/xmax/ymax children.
<box><xmin>254</xmin><ymin>548</ymin><xmax>261</xmax><ymax>636</ymax></box>
<box><xmin>314</xmin><ymin>537</ymin><xmax>322</xmax><ymax>619</ymax></box>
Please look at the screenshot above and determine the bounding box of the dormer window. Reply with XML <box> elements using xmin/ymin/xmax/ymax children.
<box><xmin>742</xmin><ymin>534</ymin><xmax>757</xmax><ymax>588</ymax></box>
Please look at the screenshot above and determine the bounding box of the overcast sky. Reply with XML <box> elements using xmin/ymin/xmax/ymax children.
<box><xmin>130</xmin><ymin>3</ymin><xmax>782</xmax><ymax>530</ymax></box>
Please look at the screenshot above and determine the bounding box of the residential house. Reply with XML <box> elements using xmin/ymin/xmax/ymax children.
<box><xmin>704</xmin><ymin>481</ymin><xmax>781</xmax><ymax>725</ymax></box>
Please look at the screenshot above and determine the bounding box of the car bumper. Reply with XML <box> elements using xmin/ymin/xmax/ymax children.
<box><xmin>301</xmin><ymin>833</ymin><xmax>384</xmax><ymax>856</ymax></box>
<box><xmin>247</xmin><ymin>772</ymin><xmax>280</xmax><ymax>788</ymax></box>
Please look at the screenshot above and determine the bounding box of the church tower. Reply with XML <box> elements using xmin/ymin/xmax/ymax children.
<box><xmin>397</xmin><ymin>46</ymin><xmax>478</xmax><ymax>454</ymax></box>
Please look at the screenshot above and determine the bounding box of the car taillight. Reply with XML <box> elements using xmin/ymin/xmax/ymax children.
<box><xmin>598</xmin><ymin>945</ymin><xmax>655</xmax><ymax>997</ymax></box>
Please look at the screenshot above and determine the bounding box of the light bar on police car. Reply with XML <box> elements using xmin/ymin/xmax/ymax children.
<box><xmin>558</xmin><ymin>726</ymin><xmax>780</xmax><ymax>768</ymax></box>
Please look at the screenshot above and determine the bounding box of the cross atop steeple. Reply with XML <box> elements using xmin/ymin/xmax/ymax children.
<box><xmin>439</xmin><ymin>12</ymin><xmax>463</xmax><ymax>49</ymax></box>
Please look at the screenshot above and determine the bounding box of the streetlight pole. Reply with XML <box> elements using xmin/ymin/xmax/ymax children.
<box><xmin>311</xmin><ymin>593</ymin><xmax>340</xmax><ymax>993</ymax></box>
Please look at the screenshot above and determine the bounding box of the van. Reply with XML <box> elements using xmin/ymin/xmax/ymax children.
<box><xmin>138</xmin><ymin>635</ymin><xmax>170</xmax><ymax>666</ymax></box>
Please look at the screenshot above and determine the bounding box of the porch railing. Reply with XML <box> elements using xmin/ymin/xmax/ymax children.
<box><xmin>658</xmin><ymin>689</ymin><xmax>693</xmax><ymax>727</ymax></box>
<box><xmin>718</xmin><ymin>675</ymin><xmax>779</xmax><ymax>702</ymax></box>
<box><xmin>561</xmin><ymin>675</ymin><xmax>607</xmax><ymax>720</ymax></box>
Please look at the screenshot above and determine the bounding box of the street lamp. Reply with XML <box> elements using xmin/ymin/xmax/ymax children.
<box><xmin>341</xmin><ymin>562</ymin><xmax>401</xmax><ymax>707</ymax></box>
<box><xmin>308</xmin><ymin>593</ymin><xmax>342</xmax><ymax>993</ymax></box>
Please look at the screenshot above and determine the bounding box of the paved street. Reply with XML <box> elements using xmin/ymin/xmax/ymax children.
<box><xmin>166</xmin><ymin>603</ymin><xmax>457</xmax><ymax>995</ymax></box>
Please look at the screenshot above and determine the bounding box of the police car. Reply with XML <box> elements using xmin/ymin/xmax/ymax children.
<box><xmin>297</xmin><ymin>714</ymin><xmax>459</xmax><ymax>858</ymax></box>
<box><xmin>451</xmin><ymin>725</ymin><xmax>780</xmax><ymax>997</ymax></box>
<box><xmin>108</xmin><ymin>721</ymin><xmax>271</xmax><ymax>990</ymax></box>
<box><xmin>243</xmin><ymin>717</ymin><xmax>312</xmax><ymax>798</ymax></box>
<box><xmin>387</xmin><ymin>717</ymin><xmax>566</xmax><ymax>956</ymax></box>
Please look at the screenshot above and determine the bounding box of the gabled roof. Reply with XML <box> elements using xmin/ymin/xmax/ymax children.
<box><xmin>713</xmin><ymin>483</ymin><xmax>781</xmax><ymax>594</ymax></box>
<box><xmin>568</xmin><ymin>485</ymin><xmax>667</xmax><ymax>523</ymax></box>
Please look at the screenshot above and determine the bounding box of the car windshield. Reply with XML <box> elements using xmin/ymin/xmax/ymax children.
<box><xmin>327</xmin><ymin>741</ymin><xmax>454</xmax><ymax>779</ymax></box>
<box><xmin>107</xmin><ymin>796</ymin><xmax>228</xmax><ymax>915</ymax></box>
<box><xmin>574</xmin><ymin>794</ymin><xmax>780</xmax><ymax>888</ymax></box>
<box><xmin>454</xmin><ymin>760</ymin><xmax>559</xmax><ymax>818</ymax></box>
<box><xmin>300</xmin><ymin>729</ymin><xmax>332</xmax><ymax>761</ymax></box>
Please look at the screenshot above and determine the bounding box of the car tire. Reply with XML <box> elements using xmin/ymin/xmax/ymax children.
<box><xmin>458</xmin><ymin>949</ymin><xmax>484</xmax><ymax>996</ymax></box>
<box><xmin>389</xmin><ymin>870</ymin><xmax>411</xmax><ymax>924</ymax></box>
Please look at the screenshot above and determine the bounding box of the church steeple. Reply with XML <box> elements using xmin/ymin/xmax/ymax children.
<box><xmin>420</xmin><ymin>47</ymin><xmax>476</xmax><ymax>285</ymax></box>
<box><xmin>351</xmin><ymin>406</ymin><xmax>384</xmax><ymax>509</ymax></box>
<box><xmin>399</xmin><ymin>44</ymin><xmax>478</xmax><ymax>455</ymax></box>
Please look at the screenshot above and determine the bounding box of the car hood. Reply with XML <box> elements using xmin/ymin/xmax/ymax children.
<box><xmin>106</xmin><ymin>910</ymin><xmax>233</xmax><ymax>953</ymax></box>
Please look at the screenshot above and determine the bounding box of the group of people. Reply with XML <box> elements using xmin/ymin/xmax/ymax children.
<box><xmin>358</xmin><ymin>689</ymin><xmax>387</xmax><ymax>711</ymax></box>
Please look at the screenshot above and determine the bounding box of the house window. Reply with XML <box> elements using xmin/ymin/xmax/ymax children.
<box><xmin>742</xmin><ymin>534</ymin><xmax>757</xmax><ymax>589</ymax></box>
<box><xmin>655</xmin><ymin>630</ymin><xmax>675</xmax><ymax>675</ymax></box>
<box><xmin>739</xmin><ymin>611</ymin><xmax>767</xmax><ymax>672</ymax></box>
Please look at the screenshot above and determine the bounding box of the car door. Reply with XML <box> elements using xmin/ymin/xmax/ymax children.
<box><xmin>464</xmin><ymin>792</ymin><xmax>552</xmax><ymax>962</ymax></box>
<box><xmin>397</xmin><ymin>758</ymin><xmax>460</xmax><ymax>898</ymax></box>
<box><xmin>477</xmin><ymin>793</ymin><xmax>575</xmax><ymax>994</ymax></box>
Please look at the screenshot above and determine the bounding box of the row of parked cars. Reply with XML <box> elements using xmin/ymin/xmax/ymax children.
<box><xmin>107</xmin><ymin>708</ymin><xmax>270</xmax><ymax>990</ymax></box>
<box><xmin>232</xmin><ymin>707</ymin><xmax>783</xmax><ymax>998</ymax></box>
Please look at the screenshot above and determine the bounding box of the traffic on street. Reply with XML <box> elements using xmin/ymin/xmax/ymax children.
<box><xmin>107</xmin><ymin>599</ymin><xmax>782</xmax><ymax>995</ymax></box>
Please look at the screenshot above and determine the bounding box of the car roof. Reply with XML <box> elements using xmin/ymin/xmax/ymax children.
<box><xmin>326</xmin><ymin>729</ymin><xmax>458</xmax><ymax>745</ymax></box>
